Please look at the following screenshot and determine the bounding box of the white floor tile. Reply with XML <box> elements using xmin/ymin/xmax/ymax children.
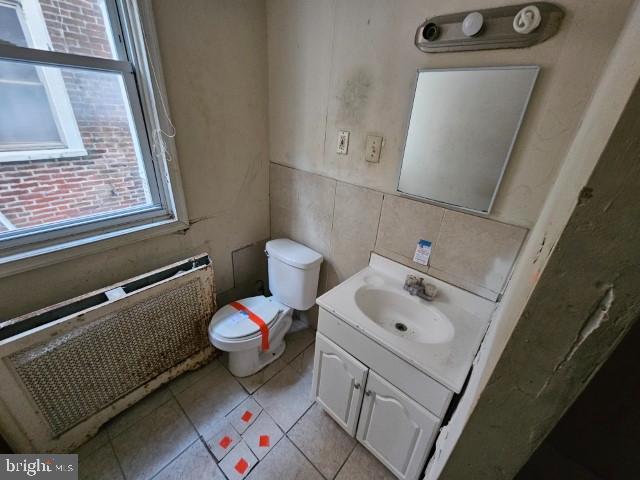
<box><xmin>246</xmin><ymin>437</ymin><xmax>323</xmax><ymax>480</ymax></box>
<box><xmin>168</xmin><ymin>359</ymin><xmax>222</xmax><ymax>395</ymax></box>
<box><xmin>335</xmin><ymin>444</ymin><xmax>396</xmax><ymax>480</ymax></box>
<box><xmin>236</xmin><ymin>357</ymin><xmax>287</xmax><ymax>394</ymax></box>
<box><xmin>253</xmin><ymin>365</ymin><xmax>314</xmax><ymax>432</ymax></box>
<box><xmin>106</xmin><ymin>386</ymin><xmax>173</xmax><ymax>439</ymax></box>
<box><xmin>153</xmin><ymin>440</ymin><xmax>224</xmax><ymax>480</ymax></box>
<box><xmin>289</xmin><ymin>403</ymin><xmax>356</xmax><ymax>478</ymax></box>
<box><xmin>227</xmin><ymin>397</ymin><xmax>262</xmax><ymax>434</ymax></box>
<box><xmin>242</xmin><ymin>411</ymin><xmax>283</xmax><ymax>460</ymax></box>
<box><xmin>206</xmin><ymin>420</ymin><xmax>242</xmax><ymax>461</ymax></box>
<box><xmin>290</xmin><ymin>342</ymin><xmax>315</xmax><ymax>377</ymax></box>
<box><xmin>281</xmin><ymin>327</ymin><xmax>315</xmax><ymax>363</ymax></box>
<box><xmin>76</xmin><ymin>429</ymin><xmax>109</xmax><ymax>459</ymax></box>
<box><xmin>111</xmin><ymin>399</ymin><xmax>196</xmax><ymax>480</ymax></box>
<box><xmin>219</xmin><ymin>441</ymin><xmax>258</xmax><ymax>480</ymax></box>
<box><xmin>174</xmin><ymin>361</ymin><xmax>248</xmax><ymax>438</ymax></box>
<box><xmin>79</xmin><ymin>442</ymin><xmax>123</xmax><ymax>480</ymax></box>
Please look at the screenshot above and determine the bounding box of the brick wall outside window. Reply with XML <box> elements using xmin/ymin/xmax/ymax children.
<box><xmin>0</xmin><ymin>0</ymin><xmax>149</xmax><ymax>233</ymax></box>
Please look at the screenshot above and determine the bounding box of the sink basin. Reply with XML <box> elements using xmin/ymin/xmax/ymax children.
<box><xmin>354</xmin><ymin>287</ymin><xmax>454</xmax><ymax>344</ymax></box>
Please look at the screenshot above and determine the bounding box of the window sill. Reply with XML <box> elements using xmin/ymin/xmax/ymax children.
<box><xmin>0</xmin><ymin>148</ymin><xmax>88</xmax><ymax>163</ymax></box>
<box><xmin>0</xmin><ymin>216</ymin><xmax>189</xmax><ymax>278</ymax></box>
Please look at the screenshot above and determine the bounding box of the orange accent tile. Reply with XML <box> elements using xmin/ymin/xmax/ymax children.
<box><xmin>235</xmin><ymin>458</ymin><xmax>249</xmax><ymax>474</ymax></box>
<box><xmin>219</xmin><ymin>435</ymin><xmax>232</xmax><ymax>449</ymax></box>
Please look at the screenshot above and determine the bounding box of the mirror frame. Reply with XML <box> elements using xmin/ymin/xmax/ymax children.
<box><xmin>396</xmin><ymin>65</ymin><xmax>540</xmax><ymax>214</ymax></box>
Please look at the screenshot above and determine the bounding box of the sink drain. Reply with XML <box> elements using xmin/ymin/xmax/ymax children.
<box><xmin>395</xmin><ymin>322</ymin><xmax>408</xmax><ymax>332</ymax></box>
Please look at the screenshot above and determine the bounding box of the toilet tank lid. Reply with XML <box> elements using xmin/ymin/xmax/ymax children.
<box><xmin>266</xmin><ymin>239</ymin><xmax>323</xmax><ymax>270</ymax></box>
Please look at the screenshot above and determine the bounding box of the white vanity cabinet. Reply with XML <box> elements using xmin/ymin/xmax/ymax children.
<box><xmin>312</xmin><ymin>334</ymin><xmax>368</xmax><ymax>435</ymax></box>
<box><xmin>357</xmin><ymin>371</ymin><xmax>439</xmax><ymax>480</ymax></box>
<box><xmin>312</xmin><ymin>309</ymin><xmax>453</xmax><ymax>480</ymax></box>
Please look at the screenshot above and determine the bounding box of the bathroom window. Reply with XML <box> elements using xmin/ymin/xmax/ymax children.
<box><xmin>0</xmin><ymin>0</ymin><xmax>186</xmax><ymax>274</ymax></box>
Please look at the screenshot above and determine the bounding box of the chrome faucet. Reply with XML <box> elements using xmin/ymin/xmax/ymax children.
<box><xmin>403</xmin><ymin>274</ymin><xmax>438</xmax><ymax>301</ymax></box>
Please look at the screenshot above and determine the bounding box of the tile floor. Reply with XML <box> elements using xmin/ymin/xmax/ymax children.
<box><xmin>76</xmin><ymin>328</ymin><xmax>396</xmax><ymax>480</ymax></box>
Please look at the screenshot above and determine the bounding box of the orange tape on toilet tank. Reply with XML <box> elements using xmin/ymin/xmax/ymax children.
<box><xmin>230</xmin><ymin>301</ymin><xmax>270</xmax><ymax>351</ymax></box>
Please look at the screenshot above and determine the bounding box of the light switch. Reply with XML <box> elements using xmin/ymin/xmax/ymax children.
<box><xmin>337</xmin><ymin>130</ymin><xmax>350</xmax><ymax>155</ymax></box>
<box><xmin>365</xmin><ymin>135</ymin><xmax>383</xmax><ymax>163</ymax></box>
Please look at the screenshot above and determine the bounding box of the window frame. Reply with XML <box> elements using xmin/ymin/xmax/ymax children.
<box><xmin>0</xmin><ymin>0</ymin><xmax>188</xmax><ymax>277</ymax></box>
<box><xmin>0</xmin><ymin>0</ymin><xmax>87</xmax><ymax>161</ymax></box>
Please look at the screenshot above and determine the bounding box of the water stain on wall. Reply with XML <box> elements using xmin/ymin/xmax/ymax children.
<box><xmin>337</xmin><ymin>68</ymin><xmax>373</xmax><ymax>124</ymax></box>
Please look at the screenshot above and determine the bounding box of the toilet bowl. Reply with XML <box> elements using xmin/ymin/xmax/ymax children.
<box><xmin>208</xmin><ymin>239</ymin><xmax>323</xmax><ymax>377</ymax></box>
<box><xmin>209</xmin><ymin>296</ymin><xmax>293</xmax><ymax>377</ymax></box>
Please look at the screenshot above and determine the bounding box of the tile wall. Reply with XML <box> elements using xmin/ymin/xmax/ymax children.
<box><xmin>270</xmin><ymin>163</ymin><xmax>528</xmax><ymax>304</ymax></box>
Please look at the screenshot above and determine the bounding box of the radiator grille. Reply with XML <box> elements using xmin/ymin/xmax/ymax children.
<box><xmin>9</xmin><ymin>279</ymin><xmax>210</xmax><ymax>436</ymax></box>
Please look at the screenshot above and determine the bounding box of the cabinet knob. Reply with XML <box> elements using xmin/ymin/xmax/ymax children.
<box><xmin>365</xmin><ymin>390</ymin><xmax>372</xmax><ymax>396</ymax></box>
<box><xmin>354</xmin><ymin>382</ymin><xmax>361</xmax><ymax>390</ymax></box>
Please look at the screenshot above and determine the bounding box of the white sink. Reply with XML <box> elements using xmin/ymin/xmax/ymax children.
<box><xmin>316</xmin><ymin>254</ymin><xmax>496</xmax><ymax>393</ymax></box>
<box><xmin>354</xmin><ymin>287</ymin><xmax>454</xmax><ymax>344</ymax></box>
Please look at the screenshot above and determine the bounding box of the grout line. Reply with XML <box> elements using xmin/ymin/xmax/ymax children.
<box><xmin>106</xmin><ymin>438</ymin><xmax>127</xmax><ymax>480</ymax></box>
<box><xmin>147</xmin><ymin>439</ymin><xmax>200</xmax><ymax>480</ymax></box>
<box><xmin>169</xmin><ymin>385</ymin><xmax>202</xmax><ymax>441</ymax></box>
<box><xmin>428</xmin><ymin>208</ymin><xmax>447</xmax><ymax>267</ymax></box>
<box><xmin>286</xmin><ymin>430</ymin><xmax>329</xmax><ymax>480</ymax></box>
<box><xmin>284</xmin><ymin>401</ymin><xmax>353</xmax><ymax>480</ymax></box>
<box><xmin>107</xmin><ymin>392</ymin><xmax>175</xmax><ymax>442</ymax></box>
<box><xmin>284</xmin><ymin>400</ymin><xmax>315</xmax><ymax>435</ymax></box>
<box><xmin>332</xmin><ymin>441</ymin><xmax>358</xmax><ymax>480</ymax></box>
<box><xmin>372</xmin><ymin>192</ymin><xmax>386</xmax><ymax>252</ymax></box>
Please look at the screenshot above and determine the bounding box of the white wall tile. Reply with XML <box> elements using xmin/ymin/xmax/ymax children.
<box><xmin>374</xmin><ymin>194</ymin><xmax>444</xmax><ymax>273</ymax></box>
<box><xmin>429</xmin><ymin>210</ymin><xmax>528</xmax><ymax>298</ymax></box>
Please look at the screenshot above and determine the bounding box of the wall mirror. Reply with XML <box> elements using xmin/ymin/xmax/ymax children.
<box><xmin>397</xmin><ymin>66</ymin><xmax>539</xmax><ymax>213</ymax></box>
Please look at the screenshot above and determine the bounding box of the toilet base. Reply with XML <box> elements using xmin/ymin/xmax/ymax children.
<box><xmin>228</xmin><ymin>339</ymin><xmax>287</xmax><ymax>378</ymax></box>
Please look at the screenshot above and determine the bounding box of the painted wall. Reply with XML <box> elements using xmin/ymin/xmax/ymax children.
<box><xmin>267</xmin><ymin>0</ymin><xmax>633</xmax><ymax>228</ymax></box>
<box><xmin>0</xmin><ymin>0</ymin><xmax>270</xmax><ymax>319</ymax></box>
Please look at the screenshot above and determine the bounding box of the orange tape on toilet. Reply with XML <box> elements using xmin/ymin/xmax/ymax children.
<box><xmin>230</xmin><ymin>301</ymin><xmax>270</xmax><ymax>351</ymax></box>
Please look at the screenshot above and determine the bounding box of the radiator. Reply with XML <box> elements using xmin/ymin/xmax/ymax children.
<box><xmin>0</xmin><ymin>254</ymin><xmax>215</xmax><ymax>453</ymax></box>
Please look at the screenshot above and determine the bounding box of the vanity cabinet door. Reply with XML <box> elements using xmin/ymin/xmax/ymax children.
<box><xmin>312</xmin><ymin>334</ymin><xmax>368</xmax><ymax>436</ymax></box>
<box><xmin>357</xmin><ymin>371</ymin><xmax>440</xmax><ymax>480</ymax></box>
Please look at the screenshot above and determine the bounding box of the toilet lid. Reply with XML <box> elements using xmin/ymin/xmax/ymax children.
<box><xmin>211</xmin><ymin>296</ymin><xmax>282</xmax><ymax>340</ymax></box>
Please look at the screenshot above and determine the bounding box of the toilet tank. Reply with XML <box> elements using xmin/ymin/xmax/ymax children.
<box><xmin>266</xmin><ymin>239</ymin><xmax>323</xmax><ymax>310</ymax></box>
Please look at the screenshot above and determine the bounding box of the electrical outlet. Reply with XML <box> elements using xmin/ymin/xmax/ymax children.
<box><xmin>337</xmin><ymin>130</ymin><xmax>350</xmax><ymax>155</ymax></box>
<box><xmin>365</xmin><ymin>135</ymin><xmax>383</xmax><ymax>163</ymax></box>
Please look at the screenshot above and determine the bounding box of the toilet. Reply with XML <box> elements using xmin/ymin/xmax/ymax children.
<box><xmin>208</xmin><ymin>238</ymin><xmax>323</xmax><ymax>377</ymax></box>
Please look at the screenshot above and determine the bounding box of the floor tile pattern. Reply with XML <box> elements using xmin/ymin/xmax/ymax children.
<box><xmin>76</xmin><ymin>328</ymin><xmax>395</xmax><ymax>480</ymax></box>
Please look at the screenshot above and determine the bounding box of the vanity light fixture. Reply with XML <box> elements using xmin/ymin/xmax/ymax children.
<box><xmin>513</xmin><ymin>5</ymin><xmax>542</xmax><ymax>34</ymax></box>
<box><xmin>462</xmin><ymin>11</ymin><xmax>484</xmax><ymax>37</ymax></box>
<box><xmin>414</xmin><ymin>2</ymin><xmax>563</xmax><ymax>53</ymax></box>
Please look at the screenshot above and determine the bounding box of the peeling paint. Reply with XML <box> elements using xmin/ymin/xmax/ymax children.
<box><xmin>536</xmin><ymin>286</ymin><xmax>615</xmax><ymax>397</ymax></box>
<box><xmin>577</xmin><ymin>186</ymin><xmax>594</xmax><ymax>205</ymax></box>
<box><xmin>532</xmin><ymin>234</ymin><xmax>547</xmax><ymax>264</ymax></box>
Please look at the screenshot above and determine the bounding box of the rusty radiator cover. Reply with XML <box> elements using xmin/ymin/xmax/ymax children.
<box><xmin>0</xmin><ymin>254</ymin><xmax>215</xmax><ymax>452</ymax></box>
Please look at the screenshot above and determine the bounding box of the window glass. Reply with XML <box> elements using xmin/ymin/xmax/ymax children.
<box><xmin>0</xmin><ymin>4</ymin><xmax>63</xmax><ymax>148</ymax></box>
<box><xmin>0</xmin><ymin>0</ymin><xmax>120</xmax><ymax>60</ymax></box>
<box><xmin>0</xmin><ymin>4</ymin><xmax>28</xmax><ymax>47</ymax></box>
<box><xmin>0</xmin><ymin>63</ymin><xmax>153</xmax><ymax>233</ymax></box>
<box><xmin>0</xmin><ymin>79</ymin><xmax>62</xmax><ymax>147</ymax></box>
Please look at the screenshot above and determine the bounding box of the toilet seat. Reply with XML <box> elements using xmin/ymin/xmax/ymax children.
<box><xmin>210</xmin><ymin>296</ymin><xmax>284</xmax><ymax>340</ymax></box>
